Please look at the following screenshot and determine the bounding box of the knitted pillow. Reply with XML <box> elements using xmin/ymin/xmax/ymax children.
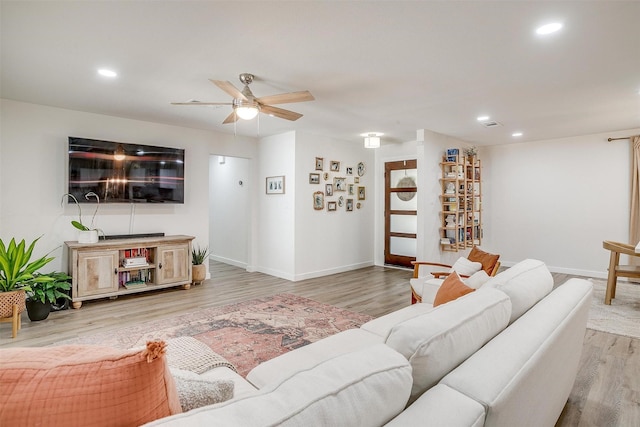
<box><xmin>0</xmin><ymin>341</ymin><xmax>181</xmax><ymax>427</ymax></box>
<box><xmin>170</xmin><ymin>368</ymin><xmax>234</xmax><ymax>412</ymax></box>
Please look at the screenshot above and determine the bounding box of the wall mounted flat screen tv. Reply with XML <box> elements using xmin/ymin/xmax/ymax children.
<box><xmin>68</xmin><ymin>137</ymin><xmax>185</xmax><ymax>203</ymax></box>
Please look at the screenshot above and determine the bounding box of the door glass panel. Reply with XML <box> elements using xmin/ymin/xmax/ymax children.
<box><xmin>390</xmin><ymin>214</ymin><xmax>417</xmax><ymax>234</ymax></box>
<box><xmin>390</xmin><ymin>236</ymin><xmax>416</xmax><ymax>257</ymax></box>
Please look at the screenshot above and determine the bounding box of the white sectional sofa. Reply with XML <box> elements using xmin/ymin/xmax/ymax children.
<box><xmin>146</xmin><ymin>259</ymin><xmax>593</xmax><ymax>427</ymax></box>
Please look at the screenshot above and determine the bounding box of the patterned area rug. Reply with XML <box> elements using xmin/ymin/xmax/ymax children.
<box><xmin>587</xmin><ymin>278</ymin><xmax>640</xmax><ymax>339</ymax></box>
<box><xmin>57</xmin><ymin>293</ymin><xmax>373</xmax><ymax>376</ymax></box>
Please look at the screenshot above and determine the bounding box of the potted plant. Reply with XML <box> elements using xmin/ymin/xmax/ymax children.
<box><xmin>0</xmin><ymin>237</ymin><xmax>55</xmax><ymax>320</ymax></box>
<box><xmin>191</xmin><ymin>245</ymin><xmax>209</xmax><ymax>286</ymax></box>
<box><xmin>61</xmin><ymin>192</ymin><xmax>102</xmax><ymax>243</ymax></box>
<box><xmin>25</xmin><ymin>272</ymin><xmax>71</xmax><ymax>321</ymax></box>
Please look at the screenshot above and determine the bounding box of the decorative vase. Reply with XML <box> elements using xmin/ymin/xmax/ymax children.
<box><xmin>26</xmin><ymin>299</ymin><xmax>51</xmax><ymax>321</ymax></box>
<box><xmin>0</xmin><ymin>290</ymin><xmax>26</xmax><ymax>318</ymax></box>
<box><xmin>192</xmin><ymin>264</ymin><xmax>206</xmax><ymax>285</ymax></box>
<box><xmin>78</xmin><ymin>230</ymin><xmax>99</xmax><ymax>244</ymax></box>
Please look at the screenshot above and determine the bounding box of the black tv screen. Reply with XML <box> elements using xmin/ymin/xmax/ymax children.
<box><xmin>68</xmin><ymin>137</ymin><xmax>185</xmax><ymax>203</ymax></box>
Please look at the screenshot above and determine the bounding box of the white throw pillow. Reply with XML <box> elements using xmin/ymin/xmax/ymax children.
<box><xmin>449</xmin><ymin>257</ymin><xmax>483</xmax><ymax>276</ymax></box>
<box><xmin>464</xmin><ymin>270</ymin><xmax>491</xmax><ymax>289</ymax></box>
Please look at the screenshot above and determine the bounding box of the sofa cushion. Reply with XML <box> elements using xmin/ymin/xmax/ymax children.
<box><xmin>482</xmin><ymin>258</ymin><xmax>553</xmax><ymax>323</ymax></box>
<box><xmin>246</xmin><ymin>328</ymin><xmax>384</xmax><ymax>388</ymax></box>
<box><xmin>386</xmin><ymin>384</ymin><xmax>485</xmax><ymax>427</ymax></box>
<box><xmin>361</xmin><ymin>302</ymin><xmax>435</xmax><ymax>339</ymax></box>
<box><xmin>0</xmin><ymin>341</ymin><xmax>181</xmax><ymax>427</ymax></box>
<box><xmin>433</xmin><ymin>271</ymin><xmax>475</xmax><ymax>307</ymax></box>
<box><xmin>145</xmin><ymin>344</ymin><xmax>413</xmax><ymax>427</ymax></box>
<box><xmin>440</xmin><ymin>278</ymin><xmax>593</xmax><ymax>427</ymax></box>
<box><xmin>467</xmin><ymin>246</ymin><xmax>500</xmax><ymax>274</ymax></box>
<box><xmin>385</xmin><ymin>288</ymin><xmax>512</xmax><ymax>403</ymax></box>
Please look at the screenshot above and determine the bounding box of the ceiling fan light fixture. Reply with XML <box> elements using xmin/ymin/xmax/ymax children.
<box><xmin>113</xmin><ymin>144</ymin><xmax>126</xmax><ymax>161</ymax></box>
<box><xmin>235</xmin><ymin>105</ymin><xmax>259</xmax><ymax>120</ymax></box>
<box><xmin>361</xmin><ymin>132</ymin><xmax>383</xmax><ymax>149</ymax></box>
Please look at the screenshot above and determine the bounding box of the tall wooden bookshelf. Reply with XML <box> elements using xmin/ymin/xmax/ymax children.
<box><xmin>439</xmin><ymin>154</ymin><xmax>482</xmax><ymax>252</ymax></box>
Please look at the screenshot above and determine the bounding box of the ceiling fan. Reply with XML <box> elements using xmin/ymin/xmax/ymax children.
<box><xmin>171</xmin><ymin>73</ymin><xmax>314</xmax><ymax>124</ymax></box>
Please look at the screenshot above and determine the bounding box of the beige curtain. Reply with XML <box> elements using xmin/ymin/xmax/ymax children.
<box><xmin>630</xmin><ymin>136</ymin><xmax>640</xmax><ymax>268</ymax></box>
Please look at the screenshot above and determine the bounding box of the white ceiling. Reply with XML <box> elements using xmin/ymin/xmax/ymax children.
<box><xmin>1</xmin><ymin>1</ymin><xmax>639</xmax><ymax>146</ymax></box>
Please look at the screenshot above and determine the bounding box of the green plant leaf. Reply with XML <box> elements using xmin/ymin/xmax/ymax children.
<box><xmin>71</xmin><ymin>220</ymin><xmax>89</xmax><ymax>231</ymax></box>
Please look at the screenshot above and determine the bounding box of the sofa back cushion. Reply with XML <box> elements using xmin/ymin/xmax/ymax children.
<box><xmin>0</xmin><ymin>341</ymin><xmax>181</xmax><ymax>427</ymax></box>
<box><xmin>482</xmin><ymin>258</ymin><xmax>553</xmax><ymax>323</ymax></box>
<box><xmin>385</xmin><ymin>288</ymin><xmax>512</xmax><ymax>403</ymax></box>
<box><xmin>145</xmin><ymin>344</ymin><xmax>412</xmax><ymax>427</ymax></box>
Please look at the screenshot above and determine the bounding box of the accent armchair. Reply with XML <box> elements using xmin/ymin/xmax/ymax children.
<box><xmin>410</xmin><ymin>246</ymin><xmax>500</xmax><ymax>304</ymax></box>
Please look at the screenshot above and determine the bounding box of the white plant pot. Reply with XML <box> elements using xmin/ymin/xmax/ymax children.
<box><xmin>78</xmin><ymin>230</ymin><xmax>99</xmax><ymax>244</ymax></box>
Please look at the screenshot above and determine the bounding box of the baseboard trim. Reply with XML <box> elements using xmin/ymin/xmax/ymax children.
<box><xmin>209</xmin><ymin>254</ymin><xmax>247</xmax><ymax>270</ymax></box>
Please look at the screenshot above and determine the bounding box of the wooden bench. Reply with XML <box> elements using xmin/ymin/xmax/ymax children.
<box><xmin>602</xmin><ymin>240</ymin><xmax>640</xmax><ymax>304</ymax></box>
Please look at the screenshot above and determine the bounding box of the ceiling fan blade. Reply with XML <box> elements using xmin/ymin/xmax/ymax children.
<box><xmin>210</xmin><ymin>79</ymin><xmax>247</xmax><ymax>101</ymax></box>
<box><xmin>256</xmin><ymin>91</ymin><xmax>314</xmax><ymax>105</ymax></box>
<box><xmin>260</xmin><ymin>105</ymin><xmax>303</xmax><ymax>121</ymax></box>
<box><xmin>171</xmin><ymin>101</ymin><xmax>232</xmax><ymax>106</ymax></box>
<box><xmin>222</xmin><ymin>110</ymin><xmax>239</xmax><ymax>124</ymax></box>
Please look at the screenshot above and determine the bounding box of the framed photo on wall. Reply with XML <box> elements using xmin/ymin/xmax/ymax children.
<box><xmin>325</xmin><ymin>183</ymin><xmax>333</xmax><ymax>196</ymax></box>
<box><xmin>346</xmin><ymin>198</ymin><xmax>354</xmax><ymax>211</ymax></box>
<box><xmin>313</xmin><ymin>191</ymin><xmax>324</xmax><ymax>210</ymax></box>
<box><xmin>266</xmin><ymin>176</ymin><xmax>285</xmax><ymax>194</ymax></box>
<box><xmin>330</xmin><ymin>160</ymin><xmax>340</xmax><ymax>172</ymax></box>
<box><xmin>327</xmin><ymin>201</ymin><xmax>337</xmax><ymax>211</ymax></box>
<box><xmin>315</xmin><ymin>157</ymin><xmax>324</xmax><ymax>171</ymax></box>
<box><xmin>309</xmin><ymin>173</ymin><xmax>320</xmax><ymax>184</ymax></box>
<box><xmin>358</xmin><ymin>186</ymin><xmax>366</xmax><ymax>200</ymax></box>
<box><xmin>334</xmin><ymin>177</ymin><xmax>346</xmax><ymax>191</ymax></box>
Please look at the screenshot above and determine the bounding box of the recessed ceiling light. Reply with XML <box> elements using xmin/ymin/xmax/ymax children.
<box><xmin>536</xmin><ymin>22</ymin><xmax>563</xmax><ymax>35</ymax></box>
<box><xmin>512</xmin><ymin>132</ymin><xmax>523</xmax><ymax>137</ymax></box>
<box><xmin>477</xmin><ymin>115</ymin><xmax>490</xmax><ymax>122</ymax></box>
<box><xmin>98</xmin><ymin>68</ymin><xmax>117</xmax><ymax>78</ymax></box>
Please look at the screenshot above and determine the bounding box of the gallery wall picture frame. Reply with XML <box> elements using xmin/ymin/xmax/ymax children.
<box><xmin>266</xmin><ymin>176</ymin><xmax>285</xmax><ymax>194</ymax></box>
<box><xmin>346</xmin><ymin>166</ymin><xmax>353</xmax><ymax>175</ymax></box>
<box><xmin>309</xmin><ymin>173</ymin><xmax>320</xmax><ymax>184</ymax></box>
<box><xmin>327</xmin><ymin>201</ymin><xmax>337</xmax><ymax>211</ymax></box>
<box><xmin>346</xmin><ymin>198</ymin><xmax>354</xmax><ymax>211</ymax></box>
<box><xmin>325</xmin><ymin>183</ymin><xmax>333</xmax><ymax>196</ymax></box>
<box><xmin>324</xmin><ymin>172</ymin><xmax>329</xmax><ymax>181</ymax></box>
<box><xmin>330</xmin><ymin>160</ymin><xmax>340</xmax><ymax>172</ymax></box>
<box><xmin>358</xmin><ymin>186</ymin><xmax>366</xmax><ymax>200</ymax></box>
<box><xmin>315</xmin><ymin>157</ymin><xmax>324</xmax><ymax>171</ymax></box>
<box><xmin>334</xmin><ymin>177</ymin><xmax>346</xmax><ymax>191</ymax></box>
<box><xmin>348</xmin><ymin>184</ymin><xmax>355</xmax><ymax>195</ymax></box>
<box><xmin>313</xmin><ymin>191</ymin><xmax>324</xmax><ymax>210</ymax></box>
<box><xmin>357</xmin><ymin>162</ymin><xmax>366</xmax><ymax>176</ymax></box>
<box><xmin>354</xmin><ymin>177</ymin><xmax>360</xmax><ymax>184</ymax></box>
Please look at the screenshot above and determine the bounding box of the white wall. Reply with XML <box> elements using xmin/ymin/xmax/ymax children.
<box><xmin>209</xmin><ymin>155</ymin><xmax>251</xmax><ymax>269</ymax></box>
<box><xmin>294</xmin><ymin>133</ymin><xmax>375</xmax><ymax>280</ymax></box>
<box><xmin>483</xmin><ymin>128</ymin><xmax>640</xmax><ymax>277</ymax></box>
<box><xmin>256</xmin><ymin>132</ymin><xmax>296</xmax><ymax>279</ymax></box>
<box><xmin>0</xmin><ymin>99</ymin><xmax>257</xmax><ymax>273</ymax></box>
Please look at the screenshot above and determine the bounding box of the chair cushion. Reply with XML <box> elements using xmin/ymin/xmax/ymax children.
<box><xmin>145</xmin><ymin>344</ymin><xmax>413</xmax><ymax>427</ymax></box>
<box><xmin>433</xmin><ymin>272</ymin><xmax>475</xmax><ymax>307</ymax></box>
<box><xmin>385</xmin><ymin>288</ymin><xmax>512</xmax><ymax>403</ymax></box>
<box><xmin>467</xmin><ymin>246</ymin><xmax>500</xmax><ymax>274</ymax></box>
<box><xmin>483</xmin><ymin>259</ymin><xmax>553</xmax><ymax>323</ymax></box>
<box><xmin>449</xmin><ymin>257</ymin><xmax>483</xmax><ymax>276</ymax></box>
<box><xmin>0</xmin><ymin>341</ymin><xmax>181</xmax><ymax>427</ymax></box>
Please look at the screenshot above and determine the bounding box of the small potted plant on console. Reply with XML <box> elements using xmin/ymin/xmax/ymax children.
<box><xmin>191</xmin><ymin>245</ymin><xmax>210</xmax><ymax>286</ymax></box>
<box><xmin>61</xmin><ymin>192</ymin><xmax>102</xmax><ymax>243</ymax></box>
<box><xmin>25</xmin><ymin>272</ymin><xmax>71</xmax><ymax>321</ymax></box>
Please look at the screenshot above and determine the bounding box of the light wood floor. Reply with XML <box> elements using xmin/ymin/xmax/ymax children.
<box><xmin>1</xmin><ymin>261</ymin><xmax>637</xmax><ymax>426</ymax></box>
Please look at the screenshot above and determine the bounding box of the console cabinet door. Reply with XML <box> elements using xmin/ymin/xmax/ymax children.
<box><xmin>76</xmin><ymin>250</ymin><xmax>119</xmax><ymax>297</ymax></box>
<box><xmin>157</xmin><ymin>244</ymin><xmax>190</xmax><ymax>284</ymax></box>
